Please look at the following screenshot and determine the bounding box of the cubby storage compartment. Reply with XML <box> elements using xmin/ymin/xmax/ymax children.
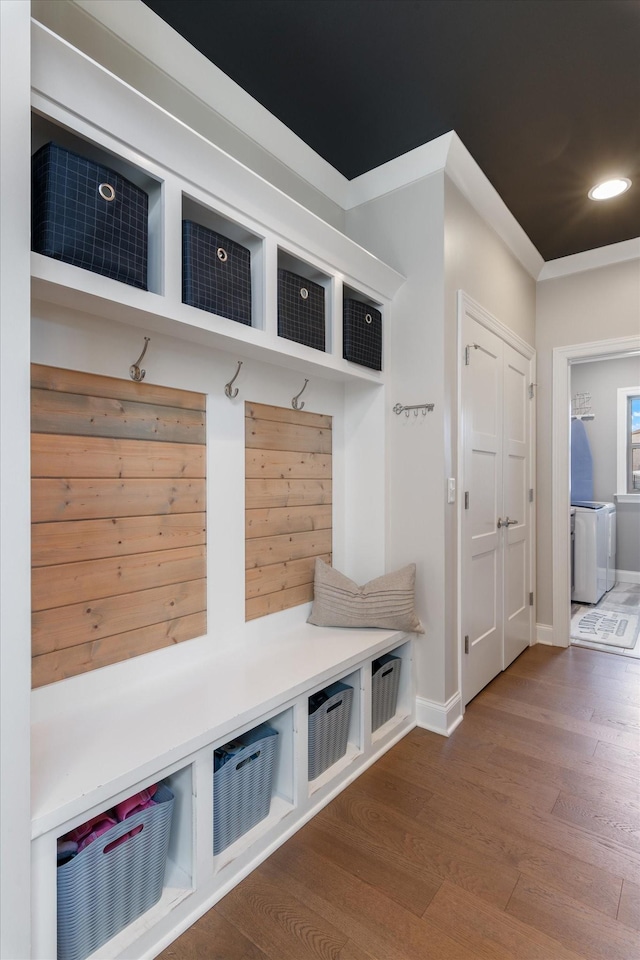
<box><xmin>371</xmin><ymin>653</ymin><xmax>401</xmax><ymax>731</ymax></box>
<box><xmin>277</xmin><ymin>249</ymin><xmax>331</xmax><ymax>352</ymax></box>
<box><xmin>213</xmin><ymin>723</ymin><xmax>279</xmax><ymax>856</ymax></box>
<box><xmin>182</xmin><ymin>195</ymin><xmax>264</xmax><ymax>329</ymax></box>
<box><xmin>308</xmin><ymin>680</ymin><xmax>353</xmax><ymax>781</ymax></box>
<box><xmin>56</xmin><ymin>783</ymin><xmax>174</xmax><ymax>960</ymax></box>
<box><xmin>31</xmin><ymin>113</ymin><xmax>163</xmax><ymax>295</ymax></box>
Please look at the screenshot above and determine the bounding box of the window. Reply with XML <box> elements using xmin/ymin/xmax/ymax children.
<box><xmin>617</xmin><ymin>386</ymin><xmax>640</xmax><ymax>499</ymax></box>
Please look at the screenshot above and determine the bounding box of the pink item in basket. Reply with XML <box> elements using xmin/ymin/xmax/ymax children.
<box><xmin>76</xmin><ymin>815</ymin><xmax>119</xmax><ymax>853</ymax></box>
<box><xmin>113</xmin><ymin>784</ymin><xmax>157</xmax><ymax>822</ymax></box>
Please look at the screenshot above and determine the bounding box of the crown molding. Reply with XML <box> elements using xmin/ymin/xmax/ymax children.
<box><xmin>345</xmin><ymin>132</ymin><xmax>544</xmax><ymax>279</ymax></box>
<box><xmin>537</xmin><ymin>237</ymin><xmax>640</xmax><ymax>281</ymax></box>
<box><xmin>70</xmin><ymin>0</ymin><xmax>351</xmax><ymax>207</ymax></box>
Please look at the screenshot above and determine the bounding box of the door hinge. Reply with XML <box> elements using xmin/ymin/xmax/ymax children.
<box><xmin>529</xmin><ymin>488</ymin><xmax>534</xmax><ymax>503</ymax></box>
<box><xmin>528</xmin><ymin>382</ymin><xmax>536</xmax><ymax>399</ymax></box>
<box><xmin>529</xmin><ymin>592</ymin><xmax>534</xmax><ymax>606</ymax></box>
<box><xmin>464</xmin><ymin>491</ymin><xmax>470</xmax><ymax>510</ymax></box>
<box><xmin>464</xmin><ymin>635</ymin><xmax>469</xmax><ymax>654</ymax></box>
<box><xmin>464</xmin><ymin>343</ymin><xmax>479</xmax><ymax>366</ymax></box>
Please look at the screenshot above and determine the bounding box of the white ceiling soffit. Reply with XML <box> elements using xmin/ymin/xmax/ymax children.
<box><xmin>71</xmin><ymin>0</ymin><xmax>634</xmax><ymax>283</ymax></box>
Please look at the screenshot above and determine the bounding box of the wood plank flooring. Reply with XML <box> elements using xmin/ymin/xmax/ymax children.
<box><xmin>159</xmin><ymin>644</ymin><xmax>640</xmax><ymax>960</ymax></box>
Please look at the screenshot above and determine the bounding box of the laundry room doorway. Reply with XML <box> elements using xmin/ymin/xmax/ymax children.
<box><xmin>567</xmin><ymin>352</ymin><xmax>640</xmax><ymax>658</ymax></box>
<box><xmin>551</xmin><ymin>335</ymin><xmax>640</xmax><ymax>653</ymax></box>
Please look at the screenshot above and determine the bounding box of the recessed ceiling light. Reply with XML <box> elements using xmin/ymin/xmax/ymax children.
<box><xmin>588</xmin><ymin>177</ymin><xmax>632</xmax><ymax>201</ymax></box>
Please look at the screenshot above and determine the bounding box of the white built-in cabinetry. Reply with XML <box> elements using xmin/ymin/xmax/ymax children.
<box><xmin>27</xmin><ymin>19</ymin><xmax>415</xmax><ymax>960</ymax></box>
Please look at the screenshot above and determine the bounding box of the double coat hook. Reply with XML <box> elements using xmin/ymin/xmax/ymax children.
<box><xmin>292</xmin><ymin>378</ymin><xmax>309</xmax><ymax>411</ymax></box>
<box><xmin>129</xmin><ymin>337</ymin><xmax>150</xmax><ymax>382</ymax></box>
<box><xmin>224</xmin><ymin>361</ymin><xmax>243</xmax><ymax>399</ymax></box>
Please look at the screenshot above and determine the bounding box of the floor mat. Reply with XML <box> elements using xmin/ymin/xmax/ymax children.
<box><xmin>570</xmin><ymin>608</ymin><xmax>639</xmax><ymax>649</ymax></box>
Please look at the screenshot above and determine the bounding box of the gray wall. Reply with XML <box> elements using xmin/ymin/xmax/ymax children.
<box><xmin>571</xmin><ymin>355</ymin><xmax>640</xmax><ymax>574</ymax></box>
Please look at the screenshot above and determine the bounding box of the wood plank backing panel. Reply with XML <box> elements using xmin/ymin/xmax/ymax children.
<box><xmin>245</xmin><ymin>554</ymin><xmax>331</xmax><ymax>600</ymax></box>
<box><xmin>31</xmin><ymin>363</ymin><xmax>206</xmax><ymax>410</ymax></box>
<box><xmin>31</xmin><ymin>364</ymin><xmax>208</xmax><ymax>685</ymax></box>
<box><xmin>244</xmin><ymin>401</ymin><xmax>332</xmax><ymax>620</ymax></box>
<box><xmin>246</xmin><ymin>449</ymin><xmax>332</xmax><ymax>479</ymax></box>
<box><xmin>32</xmin><ymin>478</ymin><xmax>206</xmax><ymax>522</ymax></box>
<box><xmin>32</xmin><ymin>512</ymin><xmax>206</xmax><ymax>566</ymax></box>
<box><xmin>31</xmin><ymin>434</ymin><xmax>206</xmax><ymax>479</ymax></box>
<box><xmin>245</xmin><ymin>583</ymin><xmax>315</xmax><ymax>621</ymax></box>
<box><xmin>245</xmin><ymin>504</ymin><xmax>332</xmax><ymax>539</ymax></box>
<box><xmin>31</xmin><ymin>388</ymin><xmax>205</xmax><ymax>443</ymax></box>
<box><xmin>32</xmin><ymin>611</ymin><xmax>207</xmax><ymax>688</ymax></box>
<box><xmin>246</xmin><ymin>401</ymin><xmax>331</xmax><ymax>430</ymax></box>
<box><xmin>33</xmin><ymin>578</ymin><xmax>207</xmax><ymax>655</ymax></box>
<box><xmin>245</xmin><ymin>417</ymin><xmax>332</xmax><ymax>454</ymax></box>
<box><xmin>32</xmin><ymin>546</ymin><xmax>206</xmax><ymax>611</ymax></box>
<box><xmin>245</xmin><ymin>529</ymin><xmax>332</xmax><ymax>569</ymax></box>
<box><xmin>245</xmin><ymin>479</ymin><xmax>332</xmax><ymax>509</ymax></box>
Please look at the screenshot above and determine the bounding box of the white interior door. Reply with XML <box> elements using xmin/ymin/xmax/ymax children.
<box><xmin>462</xmin><ymin>311</ymin><xmax>533</xmax><ymax>705</ymax></box>
<box><xmin>462</xmin><ymin>316</ymin><xmax>504</xmax><ymax>704</ymax></box>
<box><xmin>502</xmin><ymin>342</ymin><xmax>531</xmax><ymax>669</ymax></box>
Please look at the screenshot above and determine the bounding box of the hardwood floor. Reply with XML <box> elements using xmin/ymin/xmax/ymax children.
<box><xmin>159</xmin><ymin>644</ymin><xmax>640</xmax><ymax>960</ymax></box>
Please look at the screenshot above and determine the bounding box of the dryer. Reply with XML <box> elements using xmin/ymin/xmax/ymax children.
<box><xmin>572</xmin><ymin>502</ymin><xmax>609</xmax><ymax>604</ymax></box>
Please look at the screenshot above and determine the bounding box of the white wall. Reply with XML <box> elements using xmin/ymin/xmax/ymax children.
<box><xmin>571</xmin><ymin>355</ymin><xmax>640</xmax><ymax>574</ymax></box>
<box><xmin>443</xmin><ymin>178</ymin><xmax>536</xmax><ymax>695</ymax></box>
<box><xmin>346</xmin><ymin>174</ymin><xmax>447</xmax><ymax>706</ymax></box>
<box><xmin>345</xmin><ymin>173</ymin><xmax>537</xmax><ymax>714</ymax></box>
<box><xmin>536</xmin><ymin>257</ymin><xmax>640</xmax><ymax>625</ymax></box>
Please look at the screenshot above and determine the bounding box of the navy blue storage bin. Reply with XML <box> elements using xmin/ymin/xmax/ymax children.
<box><xmin>183</xmin><ymin>220</ymin><xmax>252</xmax><ymax>325</ymax></box>
<box><xmin>32</xmin><ymin>142</ymin><xmax>148</xmax><ymax>290</ymax></box>
<box><xmin>277</xmin><ymin>269</ymin><xmax>325</xmax><ymax>351</ymax></box>
<box><xmin>343</xmin><ymin>299</ymin><xmax>382</xmax><ymax>370</ymax></box>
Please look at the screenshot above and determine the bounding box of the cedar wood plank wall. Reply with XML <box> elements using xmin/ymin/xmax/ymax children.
<box><xmin>31</xmin><ymin>364</ymin><xmax>207</xmax><ymax>687</ymax></box>
<box><xmin>245</xmin><ymin>402</ymin><xmax>332</xmax><ymax>620</ymax></box>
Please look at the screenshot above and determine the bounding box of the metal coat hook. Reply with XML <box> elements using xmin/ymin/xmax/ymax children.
<box><xmin>292</xmin><ymin>378</ymin><xmax>309</xmax><ymax>411</ymax></box>
<box><xmin>129</xmin><ymin>337</ymin><xmax>150</xmax><ymax>382</ymax></box>
<box><xmin>224</xmin><ymin>361</ymin><xmax>243</xmax><ymax>399</ymax></box>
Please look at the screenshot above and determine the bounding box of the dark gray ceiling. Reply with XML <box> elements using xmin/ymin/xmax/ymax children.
<box><xmin>143</xmin><ymin>0</ymin><xmax>640</xmax><ymax>262</ymax></box>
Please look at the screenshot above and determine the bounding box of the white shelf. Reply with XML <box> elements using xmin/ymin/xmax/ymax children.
<box><xmin>31</xmin><ymin>256</ymin><xmax>387</xmax><ymax>385</ymax></box>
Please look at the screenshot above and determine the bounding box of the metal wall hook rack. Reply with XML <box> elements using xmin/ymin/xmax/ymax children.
<box><xmin>292</xmin><ymin>378</ymin><xmax>309</xmax><ymax>410</ymax></box>
<box><xmin>129</xmin><ymin>337</ymin><xmax>150</xmax><ymax>382</ymax></box>
<box><xmin>393</xmin><ymin>402</ymin><xmax>434</xmax><ymax>417</ymax></box>
<box><xmin>224</xmin><ymin>361</ymin><xmax>243</xmax><ymax>399</ymax></box>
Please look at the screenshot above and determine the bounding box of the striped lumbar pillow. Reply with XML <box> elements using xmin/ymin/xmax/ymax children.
<box><xmin>308</xmin><ymin>558</ymin><xmax>423</xmax><ymax>633</ymax></box>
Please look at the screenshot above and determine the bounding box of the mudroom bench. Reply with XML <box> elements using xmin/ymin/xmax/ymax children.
<box><xmin>31</xmin><ymin>619</ymin><xmax>415</xmax><ymax>960</ymax></box>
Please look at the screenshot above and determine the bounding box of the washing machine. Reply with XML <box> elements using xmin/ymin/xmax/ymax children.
<box><xmin>571</xmin><ymin>501</ymin><xmax>617</xmax><ymax>603</ymax></box>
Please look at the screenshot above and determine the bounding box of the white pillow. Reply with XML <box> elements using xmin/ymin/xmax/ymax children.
<box><xmin>308</xmin><ymin>558</ymin><xmax>423</xmax><ymax>633</ymax></box>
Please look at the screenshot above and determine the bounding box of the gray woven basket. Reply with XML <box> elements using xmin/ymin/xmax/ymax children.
<box><xmin>213</xmin><ymin>724</ymin><xmax>279</xmax><ymax>855</ymax></box>
<box><xmin>308</xmin><ymin>681</ymin><xmax>353</xmax><ymax>781</ymax></box>
<box><xmin>371</xmin><ymin>654</ymin><xmax>401</xmax><ymax>731</ymax></box>
<box><xmin>57</xmin><ymin>784</ymin><xmax>174</xmax><ymax>960</ymax></box>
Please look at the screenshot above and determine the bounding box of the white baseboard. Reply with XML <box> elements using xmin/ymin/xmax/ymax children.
<box><xmin>535</xmin><ymin>623</ymin><xmax>554</xmax><ymax>645</ymax></box>
<box><xmin>415</xmin><ymin>692</ymin><xmax>463</xmax><ymax>737</ymax></box>
<box><xmin>616</xmin><ymin>569</ymin><xmax>640</xmax><ymax>585</ymax></box>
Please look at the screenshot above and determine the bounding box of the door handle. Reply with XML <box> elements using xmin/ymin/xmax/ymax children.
<box><xmin>497</xmin><ymin>517</ymin><xmax>519</xmax><ymax>528</ymax></box>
